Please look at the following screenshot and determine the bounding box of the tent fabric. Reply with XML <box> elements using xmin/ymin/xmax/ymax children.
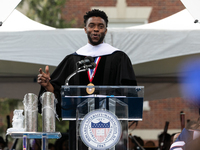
<box><xmin>0</xmin><ymin>29</ymin><xmax>87</xmax><ymax>66</ymax></box>
<box><xmin>0</xmin><ymin>0</ymin><xmax>21</xmax><ymax>23</ymax></box>
<box><xmin>1</xmin><ymin>9</ymin><xmax>200</xmax><ymax>77</ymax></box>
<box><xmin>0</xmin><ymin>9</ymin><xmax>55</xmax><ymax>31</ymax></box>
<box><xmin>127</xmin><ymin>9</ymin><xmax>200</xmax><ymax>30</ymax></box>
<box><xmin>113</xmin><ymin>9</ymin><xmax>200</xmax><ymax>65</ymax></box>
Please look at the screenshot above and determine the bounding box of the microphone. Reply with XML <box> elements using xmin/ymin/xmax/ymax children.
<box><xmin>65</xmin><ymin>62</ymin><xmax>96</xmax><ymax>85</ymax></box>
<box><xmin>81</xmin><ymin>62</ymin><xmax>96</xmax><ymax>69</ymax></box>
<box><xmin>77</xmin><ymin>56</ymin><xmax>94</xmax><ymax>65</ymax></box>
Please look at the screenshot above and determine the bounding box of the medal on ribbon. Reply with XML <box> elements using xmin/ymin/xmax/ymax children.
<box><xmin>86</xmin><ymin>57</ymin><xmax>101</xmax><ymax>94</ymax></box>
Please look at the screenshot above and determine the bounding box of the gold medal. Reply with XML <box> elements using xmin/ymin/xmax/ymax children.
<box><xmin>86</xmin><ymin>57</ymin><xmax>101</xmax><ymax>94</ymax></box>
<box><xmin>86</xmin><ymin>83</ymin><xmax>95</xmax><ymax>94</ymax></box>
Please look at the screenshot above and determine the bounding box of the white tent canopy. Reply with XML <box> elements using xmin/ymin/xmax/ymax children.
<box><xmin>0</xmin><ymin>9</ymin><xmax>55</xmax><ymax>31</ymax></box>
<box><xmin>0</xmin><ymin>10</ymin><xmax>86</xmax><ymax>76</ymax></box>
<box><xmin>1</xmin><ymin>9</ymin><xmax>200</xmax><ymax>77</ymax></box>
<box><xmin>128</xmin><ymin>9</ymin><xmax>200</xmax><ymax>30</ymax></box>
<box><xmin>119</xmin><ymin>9</ymin><xmax>200</xmax><ymax>76</ymax></box>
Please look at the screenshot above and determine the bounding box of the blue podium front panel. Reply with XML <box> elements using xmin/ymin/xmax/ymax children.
<box><xmin>61</xmin><ymin>86</ymin><xmax>144</xmax><ymax>121</ymax></box>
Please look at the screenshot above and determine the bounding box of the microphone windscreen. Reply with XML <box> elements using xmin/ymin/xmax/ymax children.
<box><xmin>85</xmin><ymin>56</ymin><xmax>94</xmax><ymax>63</ymax></box>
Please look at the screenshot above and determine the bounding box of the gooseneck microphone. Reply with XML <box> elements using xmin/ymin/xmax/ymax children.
<box><xmin>65</xmin><ymin>58</ymin><xmax>96</xmax><ymax>85</ymax></box>
<box><xmin>80</xmin><ymin>62</ymin><xmax>96</xmax><ymax>69</ymax></box>
<box><xmin>77</xmin><ymin>56</ymin><xmax>94</xmax><ymax>65</ymax></box>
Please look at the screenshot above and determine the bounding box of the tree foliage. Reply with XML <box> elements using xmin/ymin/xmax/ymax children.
<box><xmin>19</xmin><ymin>0</ymin><xmax>74</xmax><ymax>28</ymax></box>
<box><xmin>0</xmin><ymin>98</ymin><xmax>22</xmax><ymax>135</ymax></box>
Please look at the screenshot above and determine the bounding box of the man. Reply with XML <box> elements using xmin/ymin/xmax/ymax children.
<box><xmin>38</xmin><ymin>9</ymin><xmax>137</xmax><ymax>149</ymax></box>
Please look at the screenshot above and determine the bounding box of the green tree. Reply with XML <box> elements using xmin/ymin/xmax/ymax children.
<box><xmin>19</xmin><ymin>0</ymin><xmax>74</xmax><ymax>28</ymax></box>
<box><xmin>0</xmin><ymin>98</ymin><xmax>22</xmax><ymax>134</ymax></box>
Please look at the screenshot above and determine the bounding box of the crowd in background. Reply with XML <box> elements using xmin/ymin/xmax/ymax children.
<box><xmin>0</xmin><ymin>131</ymin><xmax>180</xmax><ymax>150</ymax></box>
<box><xmin>0</xmin><ymin>133</ymin><xmax>69</xmax><ymax>150</ymax></box>
<box><xmin>129</xmin><ymin>131</ymin><xmax>179</xmax><ymax>150</ymax></box>
<box><xmin>0</xmin><ymin>122</ymin><xmax>199</xmax><ymax>150</ymax></box>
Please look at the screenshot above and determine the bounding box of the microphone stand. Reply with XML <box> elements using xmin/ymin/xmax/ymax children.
<box><xmin>65</xmin><ymin>68</ymin><xmax>87</xmax><ymax>86</ymax></box>
<box><xmin>65</xmin><ymin>63</ymin><xmax>96</xmax><ymax>85</ymax></box>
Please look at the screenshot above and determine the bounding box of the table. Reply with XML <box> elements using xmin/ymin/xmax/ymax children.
<box><xmin>8</xmin><ymin>132</ymin><xmax>61</xmax><ymax>150</ymax></box>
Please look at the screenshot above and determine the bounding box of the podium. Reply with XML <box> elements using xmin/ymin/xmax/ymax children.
<box><xmin>61</xmin><ymin>86</ymin><xmax>144</xmax><ymax>150</ymax></box>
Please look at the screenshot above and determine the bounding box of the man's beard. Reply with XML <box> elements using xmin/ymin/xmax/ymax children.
<box><xmin>87</xmin><ymin>33</ymin><xmax>105</xmax><ymax>46</ymax></box>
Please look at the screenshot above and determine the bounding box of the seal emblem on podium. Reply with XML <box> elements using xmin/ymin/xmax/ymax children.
<box><xmin>80</xmin><ymin>109</ymin><xmax>122</xmax><ymax>149</ymax></box>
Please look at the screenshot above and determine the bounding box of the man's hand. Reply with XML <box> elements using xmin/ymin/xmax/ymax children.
<box><xmin>37</xmin><ymin>66</ymin><xmax>54</xmax><ymax>92</ymax></box>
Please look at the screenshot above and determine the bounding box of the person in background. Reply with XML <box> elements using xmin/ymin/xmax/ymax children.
<box><xmin>54</xmin><ymin>134</ymin><xmax>69</xmax><ymax>150</ymax></box>
<box><xmin>170</xmin><ymin>132</ymin><xmax>180</xmax><ymax>144</ymax></box>
<box><xmin>143</xmin><ymin>140</ymin><xmax>158</xmax><ymax>150</ymax></box>
<box><xmin>129</xmin><ymin>135</ymin><xmax>144</xmax><ymax>150</ymax></box>
<box><xmin>48</xmin><ymin>143</ymin><xmax>55</xmax><ymax>150</ymax></box>
<box><xmin>170</xmin><ymin>58</ymin><xmax>200</xmax><ymax>150</ymax></box>
<box><xmin>0</xmin><ymin>137</ymin><xmax>6</xmax><ymax>150</ymax></box>
<box><xmin>158</xmin><ymin>132</ymin><xmax>171</xmax><ymax>150</ymax></box>
<box><xmin>170</xmin><ymin>128</ymin><xmax>200</xmax><ymax>150</ymax></box>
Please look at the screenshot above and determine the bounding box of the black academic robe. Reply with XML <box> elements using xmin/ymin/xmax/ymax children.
<box><xmin>38</xmin><ymin>50</ymin><xmax>137</xmax><ymax>117</ymax></box>
<box><xmin>38</xmin><ymin>50</ymin><xmax>137</xmax><ymax>150</ymax></box>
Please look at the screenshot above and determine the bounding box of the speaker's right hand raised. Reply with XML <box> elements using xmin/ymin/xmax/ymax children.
<box><xmin>37</xmin><ymin>66</ymin><xmax>54</xmax><ymax>92</ymax></box>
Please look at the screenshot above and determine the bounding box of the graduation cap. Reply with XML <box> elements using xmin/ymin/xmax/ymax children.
<box><xmin>180</xmin><ymin>0</ymin><xmax>200</xmax><ymax>23</ymax></box>
<box><xmin>0</xmin><ymin>0</ymin><xmax>22</xmax><ymax>26</ymax></box>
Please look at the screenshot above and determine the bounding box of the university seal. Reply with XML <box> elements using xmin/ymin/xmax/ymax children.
<box><xmin>79</xmin><ymin>109</ymin><xmax>122</xmax><ymax>149</ymax></box>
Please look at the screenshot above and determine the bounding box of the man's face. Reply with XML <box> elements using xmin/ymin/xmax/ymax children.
<box><xmin>84</xmin><ymin>17</ymin><xmax>107</xmax><ymax>46</ymax></box>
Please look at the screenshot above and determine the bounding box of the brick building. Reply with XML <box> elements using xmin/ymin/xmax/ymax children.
<box><xmin>61</xmin><ymin>0</ymin><xmax>185</xmax><ymax>28</ymax></box>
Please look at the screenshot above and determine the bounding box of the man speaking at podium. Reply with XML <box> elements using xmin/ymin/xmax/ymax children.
<box><xmin>37</xmin><ymin>9</ymin><xmax>137</xmax><ymax>149</ymax></box>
